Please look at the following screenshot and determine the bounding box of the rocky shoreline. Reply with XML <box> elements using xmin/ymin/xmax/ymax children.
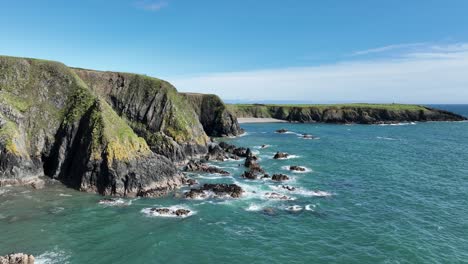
<box><xmin>0</xmin><ymin>55</ymin><xmax>465</xmax><ymax>201</ymax></box>
<box><xmin>0</xmin><ymin>253</ymin><xmax>34</xmax><ymax>264</ymax></box>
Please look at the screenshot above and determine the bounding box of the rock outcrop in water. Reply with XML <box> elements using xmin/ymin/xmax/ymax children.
<box><xmin>229</xmin><ymin>104</ymin><xmax>467</xmax><ymax>124</ymax></box>
<box><xmin>0</xmin><ymin>56</ymin><xmax>238</xmax><ymax>196</ymax></box>
<box><xmin>0</xmin><ymin>253</ymin><xmax>34</xmax><ymax>264</ymax></box>
<box><xmin>180</xmin><ymin>93</ymin><xmax>243</xmax><ymax>137</ymax></box>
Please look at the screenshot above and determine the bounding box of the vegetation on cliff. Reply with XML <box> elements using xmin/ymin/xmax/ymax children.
<box><xmin>228</xmin><ymin>104</ymin><xmax>466</xmax><ymax>124</ymax></box>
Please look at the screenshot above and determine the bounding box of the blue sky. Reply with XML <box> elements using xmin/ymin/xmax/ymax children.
<box><xmin>1</xmin><ymin>0</ymin><xmax>468</xmax><ymax>103</ymax></box>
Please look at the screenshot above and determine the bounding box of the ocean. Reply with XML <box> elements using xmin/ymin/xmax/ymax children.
<box><xmin>1</xmin><ymin>105</ymin><xmax>468</xmax><ymax>263</ymax></box>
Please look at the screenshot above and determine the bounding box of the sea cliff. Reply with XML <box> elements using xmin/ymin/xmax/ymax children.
<box><xmin>228</xmin><ymin>104</ymin><xmax>467</xmax><ymax>124</ymax></box>
<box><xmin>0</xmin><ymin>56</ymin><xmax>239</xmax><ymax>196</ymax></box>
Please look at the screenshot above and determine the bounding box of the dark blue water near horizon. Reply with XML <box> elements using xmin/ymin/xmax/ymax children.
<box><xmin>426</xmin><ymin>104</ymin><xmax>468</xmax><ymax>117</ymax></box>
<box><xmin>0</xmin><ymin>105</ymin><xmax>468</xmax><ymax>264</ymax></box>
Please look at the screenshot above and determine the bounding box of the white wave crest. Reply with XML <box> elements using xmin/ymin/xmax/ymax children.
<box><xmin>36</xmin><ymin>249</ymin><xmax>70</xmax><ymax>264</ymax></box>
<box><xmin>285</xmin><ymin>205</ymin><xmax>303</xmax><ymax>212</ymax></box>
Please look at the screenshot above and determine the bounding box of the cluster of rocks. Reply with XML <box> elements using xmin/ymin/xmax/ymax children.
<box><xmin>205</xmin><ymin>142</ymin><xmax>249</xmax><ymax>161</ymax></box>
<box><xmin>184</xmin><ymin>160</ymin><xmax>230</xmax><ymax>175</ymax></box>
<box><xmin>148</xmin><ymin>208</ymin><xmax>191</xmax><ymax>217</ymax></box>
<box><xmin>241</xmin><ymin>149</ymin><xmax>270</xmax><ymax>180</ymax></box>
<box><xmin>185</xmin><ymin>183</ymin><xmax>243</xmax><ymax>199</ymax></box>
<box><xmin>272</xmin><ymin>174</ymin><xmax>290</xmax><ymax>182</ymax></box>
<box><xmin>0</xmin><ymin>254</ymin><xmax>34</xmax><ymax>264</ymax></box>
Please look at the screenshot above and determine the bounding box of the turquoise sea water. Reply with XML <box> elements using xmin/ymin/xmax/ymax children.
<box><xmin>1</xmin><ymin>112</ymin><xmax>468</xmax><ymax>263</ymax></box>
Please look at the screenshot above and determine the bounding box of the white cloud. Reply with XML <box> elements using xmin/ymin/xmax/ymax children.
<box><xmin>351</xmin><ymin>43</ymin><xmax>427</xmax><ymax>56</ymax></box>
<box><xmin>136</xmin><ymin>1</ymin><xmax>168</xmax><ymax>11</ymax></box>
<box><xmin>170</xmin><ymin>43</ymin><xmax>468</xmax><ymax>104</ymax></box>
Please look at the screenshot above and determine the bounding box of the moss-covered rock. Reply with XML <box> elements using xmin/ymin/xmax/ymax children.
<box><xmin>181</xmin><ymin>93</ymin><xmax>243</xmax><ymax>137</ymax></box>
<box><xmin>73</xmin><ymin>69</ymin><xmax>209</xmax><ymax>161</ymax></box>
<box><xmin>0</xmin><ymin>56</ymin><xmax>182</xmax><ymax>196</ymax></box>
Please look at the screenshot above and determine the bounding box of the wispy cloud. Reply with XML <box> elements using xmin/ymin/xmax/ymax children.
<box><xmin>352</xmin><ymin>43</ymin><xmax>428</xmax><ymax>56</ymax></box>
<box><xmin>135</xmin><ymin>1</ymin><xmax>168</xmax><ymax>11</ymax></box>
<box><xmin>171</xmin><ymin>43</ymin><xmax>468</xmax><ymax>104</ymax></box>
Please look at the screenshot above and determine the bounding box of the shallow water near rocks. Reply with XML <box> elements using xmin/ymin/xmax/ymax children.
<box><xmin>1</xmin><ymin>119</ymin><xmax>468</xmax><ymax>263</ymax></box>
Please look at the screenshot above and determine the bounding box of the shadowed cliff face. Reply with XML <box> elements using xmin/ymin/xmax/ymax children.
<box><xmin>0</xmin><ymin>56</ymin><xmax>183</xmax><ymax>196</ymax></box>
<box><xmin>181</xmin><ymin>93</ymin><xmax>244</xmax><ymax>137</ymax></box>
<box><xmin>229</xmin><ymin>104</ymin><xmax>467</xmax><ymax>124</ymax></box>
<box><xmin>73</xmin><ymin>69</ymin><xmax>210</xmax><ymax>162</ymax></box>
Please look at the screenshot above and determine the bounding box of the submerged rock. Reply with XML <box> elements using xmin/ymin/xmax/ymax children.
<box><xmin>302</xmin><ymin>134</ymin><xmax>316</xmax><ymax>139</ymax></box>
<box><xmin>98</xmin><ymin>198</ymin><xmax>131</xmax><ymax>206</ymax></box>
<box><xmin>264</xmin><ymin>192</ymin><xmax>292</xmax><ymax>200</ymax></box>
<box><xmin>184</xmin><ymin>160</ymin><xmax>230</xmax><ymax>175</ymax></box>
<box><xmin>185</xmin><ymin>183</ymin><xmax>243</xmax><ymax>199</ymax></box>
<box><xmin>289</xmin><ymin>166</ymin><xmax>306</xmax><ymax>172</ymax></box>
<box><xmin>273</xmin><ymin>152</ymin><xmax>289</xmax><ymax>159</ymax></box>
<box><xmin>272</xmin><ymin>174</ymin><xmax>290</xmax><ymax>182</ymax></box>
<box><xmin>281</xmin><ymin>185</ymin><xmax>296</xmax><ymax>191</ymax></box>
<box><xmin>0</xmin><ymin>253</ymin><xmax>35</xmax><ymax>264</ymax></box>
<box><xmin>149</xmin><ymin>208</ymin><xmax>191</xmax><ymax>217</ymax></box>
<box><xmin>275</xmin><ymin>129</ymin><xmax>289</xmax><ymax>134</ymax></box>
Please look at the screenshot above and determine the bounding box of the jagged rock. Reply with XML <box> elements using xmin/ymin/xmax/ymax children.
<box><xmin>273</xmin><ymin>152</ymin><xmax>289</xmax><ymax>159</ymax></box>
<box><xmin>184</xmin><ymin>160</ymin><xmax>230</xmax><ymax>175</ymax></box>
<box><xmin>290</xmin><ymin>166</ymin><xmax>306</xmax><ymax>172</ymax></box>
<box><xmin>185</xmin><ymin>183</ymin><xmax>243</xmax><ymax>199</ymax></box>
<box><xmin>276</xmin><ymin>129</ymin><xmax>289</xmax><ymax>134</ymax></box>
<box><xmin>218</xmin><ymin>142</ymin><xmax>249</xmax><ymax>157</ymax></box>
<box><xmin>0</xmin><ymin>253</ymin><xmax>34</xmax><ymax>264</ymax></box>
<box><xmin>272</xmin><ymin>174</ymin><xmax>290</xmax><ymax>182</ymax></box>
<box><xmin>241</xmin><ymin>171</ymin><xmax>258</xmax><ymax>180</ymax></box>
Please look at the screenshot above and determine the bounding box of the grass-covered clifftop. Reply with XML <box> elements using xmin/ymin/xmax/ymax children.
<box><xmin>228</xmin><ymin>104</ymin><xmax>466</xmax><ymax>124</ymax></box>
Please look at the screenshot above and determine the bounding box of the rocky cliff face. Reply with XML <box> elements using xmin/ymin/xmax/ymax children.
<box><xmin>0</xmin><ymin>56</ymin><xmax>183</xmax><ymax>196</ymax></box>
<box><xmin>181</xmin><ymin>93</ymin><xmax>243</xmax><ymax>137</ymax></box>
<box><xmin>73</xmin><ymin>69</ymin><xmax>209</xmax><ymax>162</ymax></box>
<box><xmin>229</xmin><ymin>104</ymin><xmax>467</xmax><ymax>124</ymax></box>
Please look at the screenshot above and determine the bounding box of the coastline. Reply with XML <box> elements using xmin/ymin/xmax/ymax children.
<box><xmin>237</xmin><ymin>118</ymin><xmax>288</xmax><ymax>124</ymax></box>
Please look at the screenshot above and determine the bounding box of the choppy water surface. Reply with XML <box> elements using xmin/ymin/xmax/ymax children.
<box><xmin>1</xmin><ymin>119</ymin><xmax>468</xmax><ymax>263</ymax></box>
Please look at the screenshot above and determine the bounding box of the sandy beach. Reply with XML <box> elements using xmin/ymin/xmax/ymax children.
<box><xmin>237</xmin><ymin>118</ymin><xmax>288</xmax><ymax>124</ymax></box>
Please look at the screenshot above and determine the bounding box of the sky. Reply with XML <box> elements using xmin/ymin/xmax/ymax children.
<box><xmin>1</xmin><ymin>0</ymin><xmax>468</xmax><ymax>103</ymax></box>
